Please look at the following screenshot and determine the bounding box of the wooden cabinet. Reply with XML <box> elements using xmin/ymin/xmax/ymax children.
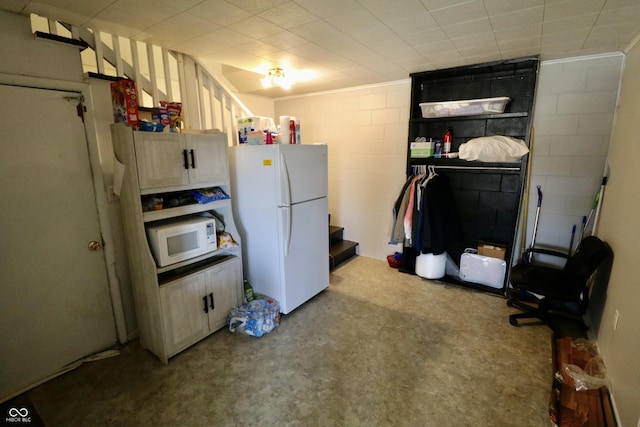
<box><xmin>406</xmin><ymin>57</ymin><xmax>539</xmax><ymax>294</ymax></box>
<box><xmin>159</xmin><ymin>257</ymin><xmax>241</xmax><ymax>357</ymax></box>
<box><xmin>112</xmin><ymin>123</ymin><xmax>243</xmax><ymax>363</ymax></box>
<box><xmin>134</xmin><ymin>131</ymin><xmax>229</xmax><ymax>191</ymax></box>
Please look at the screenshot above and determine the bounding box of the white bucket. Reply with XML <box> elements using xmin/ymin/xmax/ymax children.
<box><xmin>415</xmin><ymin>252</ymin><xmax>446</xmax><ymax>279</ymax></box>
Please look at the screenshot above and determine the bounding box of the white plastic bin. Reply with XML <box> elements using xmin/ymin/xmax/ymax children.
<box><xmin>415</xmin><ymin>252</ymin><xmax>446</xmax><ymax>279</ymax></box>
<box><xmin>419</xmin><ymin>97</ymin><xmax>510</xmax><ymax>118</ymax></box>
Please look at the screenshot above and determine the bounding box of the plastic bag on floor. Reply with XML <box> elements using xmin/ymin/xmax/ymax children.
<box><xmin>228</xmin><ymin>296</ymin><xmax>280</xmax><ymax>337</ymax></box>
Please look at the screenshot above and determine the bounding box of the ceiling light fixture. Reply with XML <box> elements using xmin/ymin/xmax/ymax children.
<box><xmin>261</xmin><ymin>67</ymin><xmax>292</xmax><ymax>90</ymax></box>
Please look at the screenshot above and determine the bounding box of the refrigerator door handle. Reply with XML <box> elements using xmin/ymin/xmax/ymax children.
<box><xmin>279</xmin><ymin>152</ymin><xmax>291</xmax><ymax>207</ymax></box>
<box><xmin>281</xmin><ymin>206</ymin><xmax>291</xmax><ymax>257</ymax></box>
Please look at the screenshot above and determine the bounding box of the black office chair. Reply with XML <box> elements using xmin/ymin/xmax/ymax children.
<box><xmin>507</xmin><ymin>236</ymin><xmax>608</xmax><ymax>336</ymax></box>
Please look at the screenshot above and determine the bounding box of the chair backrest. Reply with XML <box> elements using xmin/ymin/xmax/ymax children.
<box><xmin>563</xmin><ymin>236</ymin><xmax>608</xmax><ymax>282</ymax></box>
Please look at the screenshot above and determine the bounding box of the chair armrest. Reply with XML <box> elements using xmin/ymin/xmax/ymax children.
<box><xmin>522</xmin><ymin>247</ymin><xmax>570</xmax><ymax>265</ymax></box>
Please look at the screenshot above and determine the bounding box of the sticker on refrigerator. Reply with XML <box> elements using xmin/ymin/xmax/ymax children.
<box><xmin>263</xmin><ymin>159</ymin><xmax>272</xmax><ymax>166</ymax></box>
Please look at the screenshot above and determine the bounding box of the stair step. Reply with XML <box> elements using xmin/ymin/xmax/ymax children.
<box><xmin>329</xmin><ymin>239</ymin><xmax>359</xmax><ymax>269</ymax></box>
<box><xmin>329</xmin><ymin>225</ymin><xmax>344</xmax><ymax>243</ymax></box>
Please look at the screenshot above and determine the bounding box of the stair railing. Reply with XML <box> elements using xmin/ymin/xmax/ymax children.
<box><xmin>31</xmin><ymin>14</ymin><xmax>252</xmax><ymax>146</ymax></box>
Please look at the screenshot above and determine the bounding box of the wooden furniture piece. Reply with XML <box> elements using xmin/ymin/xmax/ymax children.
<box><xmin>550</xmin><ymin>337</ymin><xmax>616</xmax><ymax>426</ymax></box>
<box><xmin>406</xmin><ymin>57</ymin><xmax>539</xmax><ymax>294</ymax></box>
<box><xmin>112</xmin><ymin>124</ymin><xmax>243</xmax><ymax>363</ymax></box>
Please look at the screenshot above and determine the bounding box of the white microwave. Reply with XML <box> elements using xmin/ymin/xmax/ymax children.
<box><xmin>146</xmin><ymin>216</ymin><xmax>217</xmax><ymax>267</ymax></box>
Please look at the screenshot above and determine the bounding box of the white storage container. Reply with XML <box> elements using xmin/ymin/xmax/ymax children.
<box><xmin>459</xmin><ymin>252</ymin><xmax>506</xmax><ymax>289</ymax></box>
<box><xmin>419</xmin><ymin>97</ymin><xmax>510</xmax><ymax>118</ymax></box>
<box><xmin>415</xmin><ymin>252</ymin><xmax>446</xmax><ymax>279</ymax></box>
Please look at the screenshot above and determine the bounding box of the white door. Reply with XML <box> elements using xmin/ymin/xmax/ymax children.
<box><xmin>0</xmin><ymin>84</ymin><xmax>117</xmax><ymax>401</ymax></box>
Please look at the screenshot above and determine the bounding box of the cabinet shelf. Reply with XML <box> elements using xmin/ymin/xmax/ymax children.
<box><xmin>157</xmin><ymin>254</ymin><xmax>237</xmax><ymax>285</ymax></box>
<box><xmin>143</xmin><ymin>199</ymin><xmax>231</xmax><ymax>222</ymax></box>
<box><xmin>408</xmin><ymin>157</ymin><xmax>523</xmax><ymax>174</ymax></box>
<box><xmin>155</xmin><ymin>248</ymin><xmax>239</xmax><ymax>275</ymax></box>
<box><xmin>410</xmin><ymin>112</ymin><xmax>528</xmax><ymax>123</ymax></box>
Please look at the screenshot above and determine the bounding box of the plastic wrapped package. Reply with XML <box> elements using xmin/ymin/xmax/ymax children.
<box><xmin>562</xmin><ymin>356</ymin><xmax>608</xmax><ymax>391</ymax></box>
<box><xmin>192</xmin><ymin>187</ymin><xmax>229</xmax><ymax>204</ymax></box>
<box><xmin>228</xmin><ymin>297</ymin><xmax>280</xmax><ymax>337</ymax></box>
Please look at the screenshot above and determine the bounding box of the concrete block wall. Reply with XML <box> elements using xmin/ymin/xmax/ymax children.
<box><xmin>274</xmin><ymin>55</ymin><xmax>623</xmax><ymax>262</ymax></box>
<box><xmin>275</xmin><ymin>82</ymin><xmax>411</xmax><ymax>260</ymax></box>
<box><xmin>527</xmin><ymin>54</ymin><xmax>623</xmax><ymax>253</ymax></box>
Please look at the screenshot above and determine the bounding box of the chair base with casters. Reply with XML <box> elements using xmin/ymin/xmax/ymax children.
<box><xmin>507</xmin><ymin>291</ymin><xmax>586</xmax><ymax>336</ymax></box>
<box><xmin>507</xmin><ymin>236</ymin><xmax>608</xmax><ymax>337</ymax></box>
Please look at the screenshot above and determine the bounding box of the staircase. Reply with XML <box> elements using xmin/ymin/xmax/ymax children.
<box><xmin>329</xmin><ymin>225</ymin><xmax>359</xmax><ymax>269</ymax></box>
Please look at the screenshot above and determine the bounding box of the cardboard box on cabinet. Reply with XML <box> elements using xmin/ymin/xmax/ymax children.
<box><xmin>111</xmin><ymin>79</ymin><xmax>139</xmax><ymax>130</ymax></box>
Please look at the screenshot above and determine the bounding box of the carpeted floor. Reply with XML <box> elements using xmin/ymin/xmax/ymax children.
<box><xmin>22</xmin><ymin>256</ymin><xmax>553</xmax><ymax>426</ymax></box>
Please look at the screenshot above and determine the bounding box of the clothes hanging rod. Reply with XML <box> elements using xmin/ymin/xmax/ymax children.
<box><xmin>432</xmin><ymin>165</ymin><xmax>520</xmax><ymax>171</ymax></box>
<box><xmin>412</xmin><ymin>165</ymin><xmax>520</xmax><ymax>172</ymax></box>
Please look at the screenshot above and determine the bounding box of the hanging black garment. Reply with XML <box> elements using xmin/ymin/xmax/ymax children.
<box><xmin>416</xmin><ymin>174</ymin><xmax>460</xmax><ymax>256</ymax></box>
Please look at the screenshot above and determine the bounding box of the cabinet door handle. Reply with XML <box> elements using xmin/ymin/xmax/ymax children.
<box><xmin>209</xmin><ymin>292</ymin><xmax>214</xmax><ymax>310</ymax></box>
<box><xmin>183</xmin><ymin>149</ymin><xmax>189</xmax><ymax>170</ymax></box>
<box><xmin>190</xmin><ymin>149</ymin><xmax>196</xmax><ymax>169</ymax></box>
<box><xmin>203</xmin><ymin>295</ymin><xmax>208</xmax><ymax>313</ymax></box>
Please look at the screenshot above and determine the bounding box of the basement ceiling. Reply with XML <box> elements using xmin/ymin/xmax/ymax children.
<box><xmin>3</xmin><ymin>0</ymin><xmax>640</xmax><ymax>97</ymax></box>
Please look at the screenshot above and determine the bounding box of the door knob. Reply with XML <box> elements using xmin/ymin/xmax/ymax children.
<box><xmin>88</xmin><ymin>241</ymin><xmax>101</xmax><ymax>251</ymax></box>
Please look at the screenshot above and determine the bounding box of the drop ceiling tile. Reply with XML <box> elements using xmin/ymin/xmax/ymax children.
<box><xmin>421</xmin><ymin>0</ymin><xmax>474</xmax><ymax>12</ymax></box>
<box><xmin>258</xmin><ymin>2</ymin><xmax>317</xmax><ymax>29</ymax></box>
<box><xmin>144</xmin><ymin>13</ymin><xmax>220</xmax><ymax>47</ymax></box>
<box><xmin>289</xmin><ymin>19</ymin><xmax>338</xmax><ymax>42</ymax></box>
<box><xmin>360</xmin><ymin>0</ymin><xmax>429</xmax><ymax>22</ymax></box>
<box><xmin>543</xmin><ymin>0</ymin><xmax>606</xmax><ymax>21</ymax></box>
<box><xmin>483</xmin><ymin>0</ymin><xmax>544</xmax><ymax>16</ymax></box>
<box><xmin>540</xmin><ymin>40</ymin><xmax>585</xmax><ymax>56</ymax></box>
<box><xmin>498</xmin><ymin>36</ymin><xmax>541</xmax><ymax>51</ymax></box>
<box><xmin>542</xmin><ymin>14</ymin><xmax>598</xmax><ymax>35</ymax></box>
<box><xmin>260</xmin><ymin>30</ymin><xmax>308</xmax><ymax>49</ymax></box>
<box><xmin>489</xmin><ymin>7</ymin><xmax>544</xmax><ymax>31</ymax></box>
<box><xmin>171</xmin><ymin>28</ymin><xmax>251</xmax><ymax>57</ymax></box>
<box><xmin>463</xmin><ymin>52</ymin><xmax>501</xmax><ymax>65</ymax></box>
<box><xmin>595</xmin><ymin>4</ymin><xmax>640</xmax><ymax>25</ymax></box>
<box><xmin>500</xmin><ymin>46</ymin><xmax>541</xmax><ymax>60</ymax></box>
<box><xmin>451</xmin><ymin>32</ymin><xmax>497</xmax><ymax>50</ymax></box>
<box><xmin>384</xmin><ymin>11</ymin><xmax>439</xmax><ymax>35</ymax></box>
<box><xmin>401</xmin><ymin>27</ymin><xmax>450</xmax><ymax>46</ymax></box>
<box><xmin>228</xmin><ymin>0</ymin><xmax>289</xmax><ymax>14</ymax></box>
<box><xmin>323</xmin><ymin>7</ymin><xmax>381</xmax><ymax>37</ymax></box>
<box><xmin>413</xmin><ymin>39</ymin><xmax>456</xmax><ymax>55</ymax></box>
<box><xmin>234</xmin><ymin>40</ymin><xmax>281</xmax><ymax>57</ymax></box>
<box><xmin>441</xmin><ymin>17</ymin><xmax>492</xmax><ymax>38</ymax></box>
<box><xmin>494</xmin><ymin>23</ymin><xmax>542</xmax><ymax>43</ymax></box>
<box><xmin>185</xmin><ymin>0</ymin><xmax>251</xmax><ymax>26</ymax></box>
<box><xmin>602</xmin><ymin>0</ymin><xmax>640</xmax><ymax>9</ymax></box>
<box><xmin>542</xmin><ymin>28</ymin><xmax>591</xmax><ymax>45</ymax></box>
<box><xmin>428</xmin><ymin>0</ymin><xmax>488</xmax><ymax>25</ymax></box>
<box><xmin>229</xmin><ymin>15</ymin><xmax>282</xmax><ymax>39</ymax></box>
<box><xmin>291</xmin><ymin>0</ymin><xmax>361</xmax><ymax>19</ymax></box>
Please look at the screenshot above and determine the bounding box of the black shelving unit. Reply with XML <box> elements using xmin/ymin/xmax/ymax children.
<box><xmin>406</xmin><ymin>57</ymin><xmax>539</xmax><ymax>295</ymax></box>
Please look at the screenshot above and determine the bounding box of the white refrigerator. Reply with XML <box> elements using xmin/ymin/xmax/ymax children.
<box><xmin>230</xmin><ymin>144</ymin><xmax>329</xmax><ymax>314</ymax></box>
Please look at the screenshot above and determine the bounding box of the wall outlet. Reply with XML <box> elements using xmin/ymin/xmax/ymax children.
<box><xmin>613</xmin><ymin>309</ymin><xmax>620</xmax><ymax>331</ymax></box>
